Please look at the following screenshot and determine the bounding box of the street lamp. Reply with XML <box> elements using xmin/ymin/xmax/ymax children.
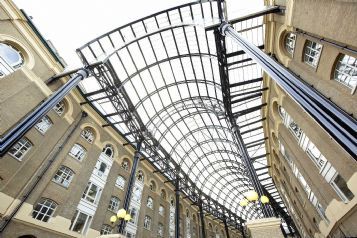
<box><xmin>110</xmin><ymin>208</ymin><xmax>132</xmax><ymax>226</ymax></box>
<box><xmin>239</xmin><ymin>190</ymin><xmax>270</xmax><ymax>208</ymax></box>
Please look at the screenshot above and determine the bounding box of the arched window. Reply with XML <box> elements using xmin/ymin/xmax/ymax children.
<box><xmin>144</xmin><ymin>215</ymin><xmax>152</xmax><ymax>230</ymax></box>
<box><xmin>108</xmin><ymin>196</ymin><xmax>120</xmax><ymax>213</ymax></box>
<box><xmin>102</xmin><ymin>144</ymin><xmax>114</xmax><ymax>158</ymax></box>
<box><xmin>149</xmin><ymin>180</ymin><xmax>156</xmax><ymax>191</ymax></box>
<box><xmin>53</xmin><ymin>101</ymin><xmax>65</xmax><ymax>116</ymax></box>
<box><xmin>121</xmin><ymin>158</ymin><xmax>130</xmax><ymax>171</ymax></box>
<box><xmin>333</xmin><ymin>54</ymin><xmax>357</xmax><ymax>91</ymax></box>
<box><xmin>8</xmin><ymin>137</ymin><xmax>32</xmax><ymax>161</ymax></box>
<box><xmin>284</xmin><ymin>32</ymin><xmax>296</xmax><ymax>55</ymax></box>
<box><xmin>278</xmin><ymin>106</ymin><xmax>286</xmax><ymax>120</ymax></box>
<box><xmin>81</xmin><ymin>128</ymin><xmax>95</xmax><ymax>143</ymax></box>
<box><xmin>159</xmin><ymin>204</ymin><xmax>165</xmax><ymax>216</ymax></box>
<box><xmin>303</xmin><ymin>40</ymin><xmax>322</xmax><ymax>68</ymax></box>
<box><xmin>147</xmin><ymin>196</ymin><xmax>154</xmax><ymax>209</ymax></box>
<box><xmin>0</xmin><ymin>43</ymin><xmax>24</xmax><ymax>77</ymax></box>
<box><xmin>52</xmin><ymin>166</ymin><xmax>74</xmax><ymax>187</ymax></box>
<box><xmin>69</xmin><ymin>144</ymin><xmax>86</xmax><ymax>161</ymax></box>
<box><xmin>115</xmin><ymin>175</ymin><xmax>126</xmax><ymax>190</ymax></box>
<box><xmin>100</xmin><ymin>224</ymin><xmax>112</xmax><ymax>235</ymax></box>
<box><xmin>32</xmin><ymin>198</ymin><xmax>57</xmax><ymax>222</ymax></box>
<box><xmin>35</xmin><ymin>116</ymin><xmax>52</xmax><ymax>134</ymax></box>
<box><xmin>136</xmin><ymin>170</ymin><xmax>144</xmax><ymax>182</ymax></box>
<box><xmin>160</xmin><ymin>189</ymin><xmax>167</xmax><ymax>199</ymax></box>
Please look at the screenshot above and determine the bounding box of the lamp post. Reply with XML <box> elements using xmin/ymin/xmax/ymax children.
<box><xmin>110</xmin><ymin>208</ymin><xmax>132</xmax><ymax>234</ymax></box>
<box><xmin>239</xmin><ymin>190</ymin><xmax>270</xmax><ymax>212</ymax></box>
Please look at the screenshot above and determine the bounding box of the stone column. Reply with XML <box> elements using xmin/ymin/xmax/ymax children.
<box><xmin>246</xmin><ymin>218</ymin><xmax>284</xmax><ymax>238</ymax></box>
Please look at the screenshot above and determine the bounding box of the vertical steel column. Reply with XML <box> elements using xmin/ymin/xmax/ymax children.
<box><xmin>118</xmin><ymin>141</ymin><xmax>142</xmax><ymax>234</ymax></box>
<box><xmin>199</xmin><ymin>201</ymin><xmax>207</xmax><ymax>238</ymax></box>
<box><xmin>0</xmin><ymin>69</ymin><xmax>89</xmax><ymax>156</ymax></box>
<box><xmin>215</xmin><ymin>24</ymin><xmax>273</xmax><ymax>217</ymax></box>
<box><xmin>224</xmin><ymin>219</ymin><xmax>230</xmax><ymax>238</ymax></box>
<box><xmin>175</xmin><ymin>177</ymin><xmax>180</xmax><ymax>238</ymax></box>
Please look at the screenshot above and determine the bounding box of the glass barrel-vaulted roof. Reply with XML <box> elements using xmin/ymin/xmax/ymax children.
<box><xmin>77</xmin><ymin>0</ymin><xmax>286</xmax><ymax>222</ymax></box>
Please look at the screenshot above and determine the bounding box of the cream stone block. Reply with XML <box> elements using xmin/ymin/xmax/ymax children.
<box><xmin>0</xmin><ymin>192</ymin><xmax>15</xmax><ymax>215</ymax></box>
<box><xmin>319</xmin><ymin>173</ymin><xmax>357</xmax><ymax>237</ymax></box>
<box><xmin>246</xmin><ymin>217</ymin><xmax>284</xmax><ymax>238</ymax></box>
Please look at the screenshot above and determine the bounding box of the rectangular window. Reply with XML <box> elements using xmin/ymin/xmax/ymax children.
<box><xmin>70</xmin><ymin>210</ymin><xmax>92</xmax><ymax>235</ymax></box>
<box><xmin>35</xmin><ymin>116</ymin><xmax>52</xmax><ymax>134</ymax></box>
<box><xmin>306</xmin><ymin>141</ymin><xmax>327</xmax><ymax>170</ymax></box>
<box><xmin>288</xmin><ymin>120</ymin><xmax>303</xmax><ymax>141</ymax></box>
<box><xmin>94</xmin><ymin>160</ymin><xmax>108</xmax><ymax>178</ymax></box>
<box><xmin>303</xmin><ymin>40</ymin><xmax>322</xmax><ymax>67</ymax></box>
<box><xmin>330</xmin><ymin>174</ymin><xmax>354</xmax><ymax>202</ymax></box>
<box><xmin>82</xmin><ymin>182</ymin><xmax>102</xmax><ymax>204</ymax></box>
<box><xmin>8</xmin><ymin>137</ymin><xmax>32</xmax><ymax>161</ymax></box>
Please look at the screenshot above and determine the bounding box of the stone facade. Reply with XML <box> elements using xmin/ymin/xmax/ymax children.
<box><xmin>264</xmin><ymin>0</ymin><xmax>357</xmax><ymax>237</ymax></box>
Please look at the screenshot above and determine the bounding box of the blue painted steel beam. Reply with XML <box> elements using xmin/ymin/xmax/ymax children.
<box><xmin>220</xmin><ymin>22</ymin><xmax>357</xmax><ymax>159</ymax></box>
<box><xmin>0</xmin><ymin>69</ymin><xmax>90</xmax><ymax>157</ymax></box>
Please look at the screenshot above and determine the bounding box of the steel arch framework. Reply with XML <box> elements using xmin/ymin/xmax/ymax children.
<box><xmin>77</xmin><ymin>0</ymin><xmax>294</xmax><ymax>233</ymax></box>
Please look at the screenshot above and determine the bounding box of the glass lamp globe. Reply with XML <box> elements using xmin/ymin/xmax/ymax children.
<box><xmin>239</xmin><ymin>199</ymin><xmax>248</xmax><ymax>207</ymax></box>
<box><xmin>124</xmin><ymin>214</ymin><xmax>131</xmax><ymax>221</ymax></box>
<box><xmin>245</xmin><ymin>190</ymin><xmax>259</xmax><ymax>201</ymax></box>
<box><xmin>260</xmin><ymin>195</ymin><xmax>269</xmax><ymax>204</ymax></box>
<box><xmin>117</xmin><ymin>208</ymin><xmax>126</xmax><ymax>218</ymax></box>
<box><xmin>110</xmin><ymin>215</ymin><xmax>117</xmax><ymax>223</ymax></box>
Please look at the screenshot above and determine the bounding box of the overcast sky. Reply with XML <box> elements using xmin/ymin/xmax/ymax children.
<box><xmin>13</xmin><ymin>0</ymin><xmax>262</xmax><ymax>68</ymax></box>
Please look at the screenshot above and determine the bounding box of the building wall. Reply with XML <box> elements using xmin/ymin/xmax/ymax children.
<box><xmin>264</xmin><ymin>0</ymin><xmax>357</xmax><ymax>237</ymax></box>
<box><xmin>0</xmin><ymin>1</ymin><xmax>243</xmax><ymax>238</ymax></box>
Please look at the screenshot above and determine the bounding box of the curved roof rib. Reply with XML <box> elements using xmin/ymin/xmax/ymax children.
<box><xmin>77</xmin><ymin>0</ymin><xmax>291</xmax><ymax>230</ymax></box>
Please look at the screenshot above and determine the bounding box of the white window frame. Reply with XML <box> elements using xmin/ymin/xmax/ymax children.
<box><xmin>102</xmin><ymin>144</ymin><xmax>114</xmax><ymax>158</ymax></box>
<box><xmin>333</xmin><ymin>54</ymin><xmax>357</xmax><ymax>93</ymax></box>
<box><xmin>285</xmin><ymin>32</ymin><xmax>296</xmax><ymax>56</ymax></box>
<box><xmin>52</xmin><ymin>166</ymin><xmax>74</xmax><ymax>188</ymax></box>
<box><xmin>303</xmin><ymin>40</ymin><xmax>322</xmax><ymax>68</ymax></box>
<box><xmin>136</xmin><ymin>170</ymin><xmax>144</xmax><ymax>183</ymax></box>
<box><xmin>35</xmin><ymin>116</ymin><xmax>52</xmax><ymax>134</ymax></box>
<box><xmin>81</xmin><ymin>128</ymin><xmax>95</xmax><ymax>143</ymax></box>
<box><xmin>158</xmin><ymin>223</ymin><xmax>164</xmax><ymax>237</ymax></box>
<box><xmin>100</xmin><ymin>224</ymin><xmax>113</xmax><ymax>235</ymax></box>
<box><xmin>121</xmin><ymin>160</ymin><xmax>130</xmax><ymax>171</ymax></box>
<box><xmin>305</xmin><ymin>141</ymin><xmax>327</xmax><ymax>171</ymax></box>
<box><xmin>128</xmin><ymin>207</ymin><xmax>138</xmax><ymax>225</ymax></box>
<box><xmin>69</xmin><ymin>144</ymin><xmax>86</xmax><ymax>161</ymax></box>
<box><xmin>108</xmin><ymin>196</ymin><xmax>120</xmax><ymax>213</ymax></box>
<box><xmin>70</xmin><ymin>210</ymin><xmax>93</xmax><ymax>235</ymax></box>
<box><xmin>53</xmin><ymin>101</ymin><xmax>65</xmax><ymax>116</ymax></box>
<box><xmin>0</xmin><ymin>42</ymin><xmax>24</xmax><ymax>78</ymax></box>
<box><xmin>115</xmin><ymin>175</ymin><xmax>125</xmax><ymax>190</ymax></box>
<box><xmin>82</xmin><ymin>181</ymin><xmax>102</xmax><ymax>204</ymax></box>
<box><xmin>144</xmin><ymin>215</ymin><xmax>152</xmax><ymax>230</ymax></box>
<box><xmin>32</xmin><ymin>198</ymin><xmax>57</xmax><ymax>222</ymax></box>
<box><xmin>8</xmin><ymin>137</ymin><xmax>32</xmax><ymax>161</ymax></box>
<box><xmin>159</xmin><ymin>205</ymin><xmax>165</xmax><ymax>216</ymax></box>
<box><xmin>147</xmin><ymin>196</ymin><xmax>154</xmax><ymax>209</ymax></box>
<box><xmin>94</xmin><ymin>159</ymin><xmax>109</xmax><ymax>178</ymax></box>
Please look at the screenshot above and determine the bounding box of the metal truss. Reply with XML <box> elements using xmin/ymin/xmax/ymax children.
<box><xmin>76</xmin><ymin>0</ymin><xmax>295</xmax><ymax>233</ymax></box>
